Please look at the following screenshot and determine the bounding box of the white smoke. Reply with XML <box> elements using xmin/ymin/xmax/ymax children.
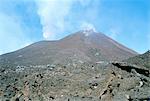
<box><xmin>35</xmin><ymin>0</ymin><xmax>74</xmax><ymax>40</ymax></box>
<box><xmin>35</xmin><ymin>0</ymin><xmax>94</xmax><ymax>40</ymax></box>
<box><xmin>80</xmin><ymin>22</ymin><xmax>97</xmax><ymax>32</ymax></box>
<box><xmin>80</xmin><ymin>22</ymin><xmax>97</xmax><ymax>36</ymax></box>
<box><xmin>109</xmin><ymin>28</ymin><xmax>120</xmax><ymax>39</ymax></box>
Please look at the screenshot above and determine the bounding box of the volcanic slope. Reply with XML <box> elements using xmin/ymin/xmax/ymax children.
<box><xmin>125</xmin><ymin>50</ymin><xmax>150</xmax><ymax>68</ymax></box>
<box><xmin>0</xmin><ymin>29</ymin><xmax>138</xmax><ymax>66</ymax></box>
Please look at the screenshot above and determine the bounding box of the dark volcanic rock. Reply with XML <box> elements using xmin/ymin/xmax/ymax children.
<box><xmin>0</xmin><ymin>61</ymin><xmax>150</xmax><ymax>101</ymax></box>
<box><xmin>125</xmin><ymin>50</ymin><xmax>150</xmax><ymax>68</ymax></box>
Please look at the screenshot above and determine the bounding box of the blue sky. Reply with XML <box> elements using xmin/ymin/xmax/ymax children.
<box><xmin>0</xmin><ymin>0</ymin><xmax>149</xmax><ymax>54</ymax></box>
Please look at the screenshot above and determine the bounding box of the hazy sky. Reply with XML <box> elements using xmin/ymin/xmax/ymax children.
<box><xmin>0</xmin><ymin>0</ymin><xmax>149</xmax><ymax>54</ymax></box>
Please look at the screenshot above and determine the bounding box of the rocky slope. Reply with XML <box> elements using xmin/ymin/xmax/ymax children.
<box><xmin>125</xmin><ymin>50</ymin><xmax>150</xmax><ymax>68</ymax></box>
<box><xmin>0</xmin><ymin>61</ymin><xmax>150</xmax><ymax>101</ymax></box>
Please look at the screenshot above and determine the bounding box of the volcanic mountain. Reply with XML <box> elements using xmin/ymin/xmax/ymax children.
<box><xmin>0</xmin><ymin>29</ymin><xmax>138</xmax><ymax>66</ymax></box>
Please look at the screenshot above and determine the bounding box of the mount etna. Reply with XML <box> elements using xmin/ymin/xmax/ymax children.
<box><xmin>0</xmin><ymin>29</ymin><xmax>137</xmax><ymax>66</ymax></box>
<box><xmin>0</xmin><ymin>30</ymin><xmax>149</xmax><ymax>101</ymax></box>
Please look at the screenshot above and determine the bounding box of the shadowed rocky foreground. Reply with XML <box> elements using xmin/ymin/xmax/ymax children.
<box><xmin>0</xmin><ymin>60</ymin><xmax>150</xmax><ymax>101</ymax></box>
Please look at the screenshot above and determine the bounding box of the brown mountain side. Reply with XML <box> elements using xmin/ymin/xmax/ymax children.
<box><xmin>0</xmin><ymin>30</ymin><xmax>138</xmax><ymax>66</ymax></box>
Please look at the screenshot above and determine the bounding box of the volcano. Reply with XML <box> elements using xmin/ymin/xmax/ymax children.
<box><xmin>0</xmin><ymin>29</ymin><xmax>137</xmax><ymax>66</ymax></box>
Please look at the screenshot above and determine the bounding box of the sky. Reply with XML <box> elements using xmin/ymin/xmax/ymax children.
<box><xmin>0</xmin><ymin>0</ymin><xmax>149</xmax><ymax>55</ymax></box>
